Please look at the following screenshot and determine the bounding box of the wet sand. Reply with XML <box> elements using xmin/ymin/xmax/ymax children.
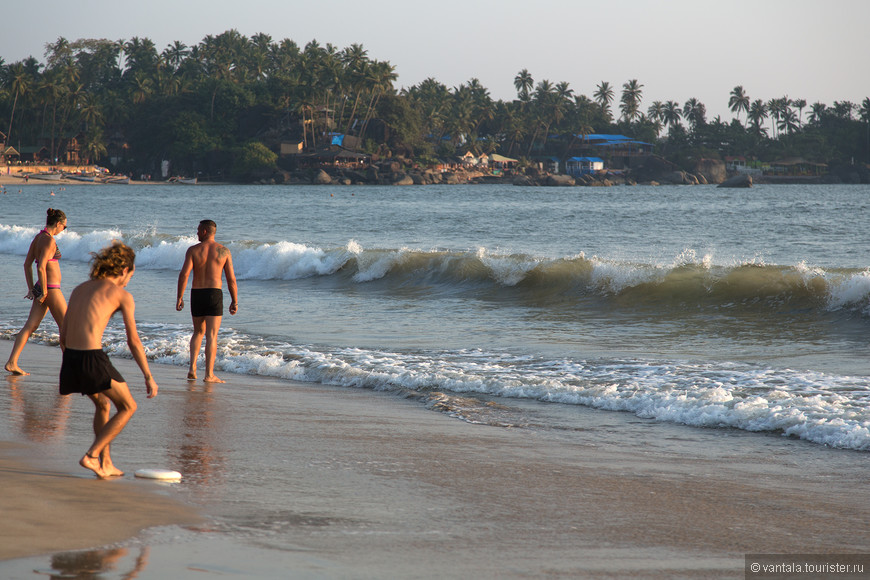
<box><xmin>1</xmin><ymin>343</ymin><xmax>869</xmax><ymax>579</ymax></box>
<box><xmin>0</xmin><ymin>442</ymin><xmax>202</xmax><ymax>561</ymax></box>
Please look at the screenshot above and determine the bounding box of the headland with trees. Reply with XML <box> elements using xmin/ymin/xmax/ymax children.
<box><xmin>1</xmin><ymin>31</ymin><xmax>868</xmax><ymax>185</ymax></box>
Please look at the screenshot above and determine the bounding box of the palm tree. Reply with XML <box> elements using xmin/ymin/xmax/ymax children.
<box><xmin>494</xmin><ymin>101</ymin><xmax>525</xmax><ymax>157</ymax></box>
<box><xmin>861</xmin><ymin>98</ymin><xmax>870</xmax><ymax>163</ymax></box>
<box><xmin>808</xmin><ymin>102</ymin><xmax>826</xmax><ymax>124</ymax></box>
<box><xmin>777</xmin><ymin>108</ymin><xmax>799</xmax><ymax>135</ymax></box>
<box><xmin>792</xmin><ymin>98</ymin><xmax>806</xmax><ymax>127</ymax></box>
<box><xmin>38</xmin><ymin>72</ymin><xmax>66</xmax><ymax>163</ymax></box>
<box><xmin>647</xmin><ymin>100</ymin><xmax>664</xmax><ymax>122</ymax></box>
<box><xmin>728</xmin><ymin>85</ymin><xmax>750</xmax><ymax>124</ymax></box>
<box><xmin>6</xmin><ymin>63</ymin><xmax>31</xmax><ymax>145</ymax></box>
<box><xmin>662</xmin><ymin>100</ymin><xmax>682</xmax><ymax>134</ymax></box>
<box><xmin>338</xmin><ymin>43</ymin><xmax>368</xmax><ymax>127</ymax></box>
<box><xmin>514</xmin><ymin>69</ymin><xmax>533</xmax><ymax>103</ymax></box>
<box><xmin>359</xmin><ymin>60</ymin><xmax>397</xmax><ymax>141</ymax></box>
<box><xmin>748</xmin><ymin>99</ymin><xmax>768</xmax><ymax>137</ymax></box>
<box><xmin>528</xmin><ymin>79</ymin><xmax>557</xmax><ymax>154</ymax></box>
<box><xmin>766</xmin><ymin>97</ymin><xmax>790</xmax><ymax>138</ymax></box>
<box><xmin>162</xmin><ymin>40</ymin><xmax>189</xmax><ymax>72</ymax></box>
<box><xmin>78</xmin><ymin>93</ymin><xmax>104</xmax><ymax>132</ymax></box>
<box><xmin>44</xmin><ymin>37</ymin><xmax>73</xmax><ymax>69</ymax></box>
<box><xmin>619</xmin><ymin>79</ymin><xmax>643</xmax><ymax>123</ymax></box>
<box><xmin>82</xmin><ymin>128</ymin><xmax>108</xmax><ymax>164</ymax></box>
<box><xmin>124</xmin><ymin>37</ymin><xmax>159</xmax><ymax>77</ymax></box>
<box><xmin>130</xmin><ymin>70</ymin><xmax>153</xmax><ymax>104</ymax></box>
<box><xmin>682</xmin><ymin>98</ymin><xmax>706</xmax><ymax>132</ymax></box>
<box><xmin>468</xmin><ymin>77</ymin><xmax>494</xmax><ymax>136</ymax></box>
<box><xmin>831</xmin><ymin>101</ymin><xmax>855</xmax><ymax>120</ymax></box>
<box><xmin>594</xmin><ymin>81</ymin><xmax>614</xmax><ymax>120</ymax></box>
<box><xmin>647</xmin><ymin>101</ymin><xmax>664</xmax><ymax>137</ymax></box>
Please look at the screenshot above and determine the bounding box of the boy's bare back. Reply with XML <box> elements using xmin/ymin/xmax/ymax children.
<box><xmin>61</xmin><ymin>279</ymin><xmax>134</xmax><ymax>351</ymax></box>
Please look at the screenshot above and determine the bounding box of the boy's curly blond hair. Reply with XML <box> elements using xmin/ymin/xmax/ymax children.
<box><xmin>89</xmin><ymin>241</ymin><xmax>136</xmax><ymax>279</ymax></box>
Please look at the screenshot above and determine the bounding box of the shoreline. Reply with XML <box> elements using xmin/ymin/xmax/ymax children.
<box><xmin>2</xmin><ymin>343</ymin><xmax>869</xmax><ymax>577</ymax></box>
<box><xmin>0</xmin><ymin>170</ymin><xmax>854</xmax><ymax>188</ymax></box>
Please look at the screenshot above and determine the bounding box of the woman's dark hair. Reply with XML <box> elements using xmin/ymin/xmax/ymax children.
<box><xmin>46</xmin><ymin>208</ymin><xmax>66</xmax><ymax>227</ymax></box>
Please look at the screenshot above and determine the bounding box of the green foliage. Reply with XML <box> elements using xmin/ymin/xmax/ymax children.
<box><xmin>2</xmin><ymin>31</ymin><xmax>867</xmax><ymax>176</ymax></box>
<box><xmin>231</xmin><ymin>141</ymin><xmax>277</xmax><ymax>179</ymax></box>
<box><xmin>166</xmin><ymin>111</ymin><xmax>218</xmax><ymax>159</ymax></box>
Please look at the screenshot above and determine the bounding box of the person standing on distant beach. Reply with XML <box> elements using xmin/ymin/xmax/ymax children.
<box><xmin>176</xmin><ymin>220</ymin><xmax>238</xmax><ymax>383</ymax></box>
<box><xmin>59</xmin><ymin>241</ymin><xmax>158</xmax><ymax>478</ymax></box>
<box><xmin>5</xmin><ymin>208</ymin><xmax>68</xmax><ymax>375</ymax></box>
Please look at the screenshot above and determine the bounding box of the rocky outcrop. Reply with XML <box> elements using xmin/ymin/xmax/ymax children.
<box><xmin>512</xmin><ymin>175</ymin><xmax>536</xmax><ymax>186</ymax></box>
<box><xmin>312</xmin><ymin>169</ymin><xmax>333</xmax><ymax>185</ymax></box>
<box><xmin>718</xmin><ymin>174</ymin><xmax>753</xmax><ymax>188</ymax></box>
<box><xmin>546</xmin><ymin>174</ymin><xmax>576</xmax><ymax>186</ymax></box>
<box><xmin>391</xmin><ymin>172</ymin><xmax>414</xmax><ymax>186</ymax></box>
<box><xmin>694</xmin><ymin>159</ymin><xmax>726</xmax><ymax>184</ymax></box>
<box><xmin>630</xmin><ymin>155</ymin><xmax>680</xmax><ymax>184</ymax></box>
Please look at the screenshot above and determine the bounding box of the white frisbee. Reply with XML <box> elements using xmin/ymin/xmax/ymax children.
<box><xmin>134</xmin><ymin>468</ymin><xmax>182</xmax><ymax>481</ymax></box>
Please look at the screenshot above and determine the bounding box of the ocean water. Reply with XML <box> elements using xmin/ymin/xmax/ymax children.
<box><xmin>2</xmin><ymin>182</ymin><xmax>870</xmax><ymax>451</ymax></box>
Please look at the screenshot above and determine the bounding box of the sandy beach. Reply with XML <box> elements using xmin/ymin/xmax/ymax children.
<box><xmin>1</xmin><ymin>342</ymin><xmax>869</xmax><ymax>579</ymax></box>
<box><xmin>0</xmin><ymin>174</ymin><xmax>151</xmax><ymax>187</ymax></box>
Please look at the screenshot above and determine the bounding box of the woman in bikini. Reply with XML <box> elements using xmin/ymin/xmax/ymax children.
<box><xmin>5</xmin><ymin>208</ymin><xmax>68</xmax><ymax>375</ymax></box>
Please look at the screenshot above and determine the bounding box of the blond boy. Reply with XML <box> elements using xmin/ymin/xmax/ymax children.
<box><xmin>59</xmin><ymin>242</ymin><xmax>158</xmax><ymax>478</ymax></box>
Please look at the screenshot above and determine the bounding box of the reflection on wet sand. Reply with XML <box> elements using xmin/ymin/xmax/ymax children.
<box><xmin>5</xmin><ymin>374</ymin><xmax>70</xmax><ymax>442</ymax></box>
<box><xmin>37</xmin><ymin>546</ymin><xmax>149</xmax><ymax>579</ymax></box>
<box><xmin>168</xmin><ymin>382</ymin><xmax>226</xmax><ymax>486</ymax></box>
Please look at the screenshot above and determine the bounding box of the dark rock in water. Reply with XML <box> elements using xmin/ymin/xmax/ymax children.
<box><xmin>391</xmin><ymin>172</ymin><xmax>414</xmax><ymax>186</ymax></box>
<box><xmin>343</xmin><ymin>170</ymin><xmax>369</xmax><ymax>184</ymax></box>
<box><xmin>512</xmin><ymin>175</ymin><xmax>536</xmax><ymax>186</ymax></box>
<box><xmin>694</xmin><ymin>158</ymin><xmax>726</xmax><ymax>184</ymax></box>
<box><xmin>718</xmin><ymin>174</ymin><xmax>753</xmax><ymax>188</ymax></box>
<box><xmin>665</xmin><ymin>171</ymin><xmax>689</xmax><ymax>185</ymax></box>
<box><xmin>443</xmin><ymin>172</ymin><xmax>463</xmax><ymax>185</ymax></box>
<box><xmin>313</xmin><ymin>169</ymin><xmax>333</xmax><ymax>185</ymax></box>
<box><xmin>630</xmin><ymin>155</ymin><xmax>680</xmax><ymax>183</ymax></box>
<box><xmin>546</xmin><ymin>174</ymin><xmax>575</xmax><ymax>186</ymax></box>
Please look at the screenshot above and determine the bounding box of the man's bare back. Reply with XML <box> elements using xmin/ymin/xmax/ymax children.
<box><xmin>186</xmin><ymin>240</ymin><xmax>233</xmax><ymax>290</ymax></box>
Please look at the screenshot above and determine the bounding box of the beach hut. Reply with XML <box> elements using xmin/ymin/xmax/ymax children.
<box><xmin>490</xmin><ymin>153</ymin><xmax>518</xmax><ymax>174</ymax></box>
<box><xmin>460</xmin><ymin>151</ymin><xmax>479</xmax><ymax>167</ymax></box>
<box><xmin>18</xmin><ymin>146</ymin><xmax>50</xmax><ymax>164</ymax></box>
<box><xmin>2</xmin><ymin>145</ymin><xmax>19</xmax><ymax>164</ymax></box>
<box><xmin>565</xmin><ymin>156</ymin><xmax>605</xmax><ymax>177</ymax></box>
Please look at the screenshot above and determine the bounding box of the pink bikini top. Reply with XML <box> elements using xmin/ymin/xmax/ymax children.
<box><xmin>36</xmin><ymin>229</ymin><xmax>61</xmax><ymax>264</ymax></box>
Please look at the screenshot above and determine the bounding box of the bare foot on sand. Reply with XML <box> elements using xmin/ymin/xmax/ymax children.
<box><xmin>80</xmin><ymin>454</ymin><xmax>108</xmax><ymax>478</ymax></box>
<box><xmin>4</xmin><ymin>362</ymin><xmax>29</xmax><ymax>376</ymax></box>
<box><xmin>101</xmin><ymin>457</ymin><xmax>124</xmax><ymax>477</ymax></box>
<box><xmin>203</xmin><ymin>375</ymin><xmax>225</xmax><ymax>383</ymax></box>
<box><xmin>187</xmin><ymin>370</ymin><xmax>196</xmax><ymax>380</ymax></box>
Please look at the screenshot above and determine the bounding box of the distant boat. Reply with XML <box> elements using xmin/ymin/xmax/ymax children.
<box><xmin>102</xmin><ymin>175</ymin><xmax>131</xmax><ymax>184</ymax></box>
<box><xmin>169</xmin><ymin>176</ymin><xmax>197</xmax><ymax>185</ymax></box>
<box><xmin>65</xmin><ymin>173</ymin><xmax>97</xmax><ymax>182</ymax></box>
<box><xmin>28</xmin><ymin>171</ymin><xmax>63</xmax><ymax>181</ymax></box>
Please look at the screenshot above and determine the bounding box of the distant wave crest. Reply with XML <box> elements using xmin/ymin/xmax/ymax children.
<box><xmin>2</xmin><ymin>223</ymin><xmax>869</xmax><ymax>315</ymax></box>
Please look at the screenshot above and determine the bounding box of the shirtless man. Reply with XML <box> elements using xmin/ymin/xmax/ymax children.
<box><xmin>59</xmin><ymin>242</ymin><xmax>158</xmax><ymax>479</ymax></box>
<box><xmin>176</xmin><ymin>220</ymin><xmax>238</xmax><ymax>383</ymax></box>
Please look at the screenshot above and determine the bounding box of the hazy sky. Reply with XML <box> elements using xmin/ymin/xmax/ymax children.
<box><xmin>3</xmin><ymin>0</ymin><xmax>867</xmax><ymax>122</ymax></box>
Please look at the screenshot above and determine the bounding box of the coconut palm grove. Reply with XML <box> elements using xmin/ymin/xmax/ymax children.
<box><xmin>1</xmin><ymin>31</ymin><xmax>869</xmax><ymax>182</ymax></box>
